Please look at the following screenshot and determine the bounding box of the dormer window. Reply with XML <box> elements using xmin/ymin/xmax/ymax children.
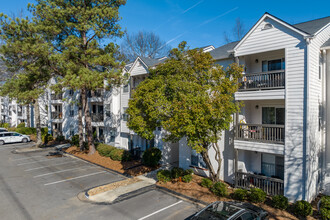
<box><xmin>262</xmin><ymin>23</ymin><xmax>273</xmax><ymax>30</ymax></box>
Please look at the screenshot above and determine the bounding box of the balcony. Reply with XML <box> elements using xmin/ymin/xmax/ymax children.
<box><xmin>91</xmin><ymin>113</ymin><xmax>104</xmax><ymax>122</ymax></box>
<box><xmin>17</xmin><ymin>112</ymin><xmax>22</xmax><ymax>117</ymax></box>
<box><xmin>51</xmin><ymin>93</ymin><xmax>63</xmax><ymax>100</ymax></box>
<box><xmin>238</xmin><ymin>71</ymin><xmax>285</xmax><ymax>91</ymax></box>
<box><xmin>235</xmin><ymin>124</ymin><xmax>284</xmax><ymax>144</ymax></box>
<box><xmin>88</xmin><ymin>90</ymin><xmax>104</xmax><ymax>98</ymax></box>
<box><xmin>51</xmin><ymin>112</ymin><xmax>63</xmax><ymax>119</ymax></box>
<box><xmin>235</xmin><ymin>172</ymin><xmax>284</xmax><ymax>196</ymax></box>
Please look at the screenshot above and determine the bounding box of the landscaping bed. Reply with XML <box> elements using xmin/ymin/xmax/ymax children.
<box><xmin>65</xmin><ymin>146</ymin><xmax>157</xmax><ymax>176</ymax></box>
<box><xmin>157</xmin><ymin>174</ymin><xmax>318</xmax><ymax>220</ymax></box>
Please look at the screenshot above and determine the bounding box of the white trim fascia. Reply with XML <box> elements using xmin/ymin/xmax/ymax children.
<box><xmin>234</xmin><ymin>13</ymin><xmax>311</xmax><ymax>52</ymax></box>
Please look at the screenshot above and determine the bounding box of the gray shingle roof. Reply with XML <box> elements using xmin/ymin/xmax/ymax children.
<box><xmin>139</xmin><ymin>57</ymin><xmax>166</xmax><ymax>67</ymax></box>
<box><xmin>322</xmin><ymin>38</ymin><xmax>330</xmax><ymax>48</ymax></box>
<box><xmin>209</xmin><ymin>41</ymin><xmax>239</xmax><ymax>60</ymax></box>
<box><xmin>293</xmin><ymin>16</ymin><xmax>330</xmax><ymax>35</ymax></box>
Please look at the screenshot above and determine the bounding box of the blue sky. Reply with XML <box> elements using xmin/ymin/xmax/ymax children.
<box><xmin>2</xmin><ymin>0</ymin><xmax>330</xmax><ymax>49</ymax></box>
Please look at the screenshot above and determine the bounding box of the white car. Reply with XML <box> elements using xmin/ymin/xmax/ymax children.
<box><xmin>0</xmin><ymin>132</ymin><xmax>30</xmax><ymax>145</ymax></box>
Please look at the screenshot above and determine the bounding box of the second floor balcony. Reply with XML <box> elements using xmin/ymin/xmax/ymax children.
<box><xmin>51</xmin><ymin>93</ymin><xmax>63</xmax><ymax>100</ymax></box>
<box><xmin>91</xmin><ymin>113</ymin><xmax>104</xmax><ymax>122</ymax></box>
<box><xmin>239</xmin><ymin>70</ymin><xmax>285</xmax><ymax>91</ymax></box>
<box><xmin>51</xmin><ymin>112</ymin><xmax>63</xmax><ymax>120</ymax></box>
<box><xmin>88</xmin><ymin>90</ymin><xmax>104</xmax><ymax>98</ymax></box>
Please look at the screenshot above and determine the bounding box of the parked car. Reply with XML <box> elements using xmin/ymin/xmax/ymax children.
<box><xmin>0</xmin><ymin>132</ymin><xmax>30</xmax><ymax>145</ymax></box>
<box><xmin>0</xmin><ymin>128</ymin><xmax>8</xmax><ymax>133</ymax></box>
<box><xmin>191</xmin><ymin>201</ymin><xmax>269</xmax><ymax>220</ymax></box>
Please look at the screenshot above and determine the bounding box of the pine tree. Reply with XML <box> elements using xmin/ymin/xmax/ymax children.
<box><xmin>29</xmin><ymin>0</ymin><xmax>127</xmax><ymax>154</ymax></box>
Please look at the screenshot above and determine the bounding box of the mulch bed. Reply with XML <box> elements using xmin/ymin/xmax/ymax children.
<box><xmin>65</xmin><ymin>146</ymin><xmax>157</xmax><ymax>176</ymax></box>
<box><xmin>157</xmin><ymin>175</ymin><xmax>319</xmax><ymax>220</ymax></box>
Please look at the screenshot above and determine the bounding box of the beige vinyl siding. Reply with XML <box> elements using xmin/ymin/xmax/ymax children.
<box><xmin>306</xmin><ymin>24</ymin><xmax>330</xmax><ymax>201</ymax></box>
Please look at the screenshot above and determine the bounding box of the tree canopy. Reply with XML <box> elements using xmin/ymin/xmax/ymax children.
<box><xmin>127</xmin><ymin>42</ymin><xmax>243</xmax><ymax>180</ymax></box>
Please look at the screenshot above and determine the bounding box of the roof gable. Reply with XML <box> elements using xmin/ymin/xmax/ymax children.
<box><xmin>234</xmin><ymin>13</ymin><xmax>310</xmax><ymax>52</ymax></box>
<box><xmin>293</xmin><ymin>16</ymin><xmax>330</xmax><ymax>35</ymax></box>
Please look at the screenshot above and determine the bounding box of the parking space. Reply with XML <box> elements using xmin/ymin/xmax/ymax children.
<box><xmin>0</xmin><ymin>143</ymin><xmax>202</xmax><ymax>220</ymax></box>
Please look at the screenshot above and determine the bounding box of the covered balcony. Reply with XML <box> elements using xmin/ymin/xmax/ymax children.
<box><xmin>51</xmin><ymin>93</ymin><xmax>63</xmax><ymax>100</ymax></box>
<box><xmin>235</xmin><ymin>49</ymin><xmax>285</xmax><ymax>100</ymax></box>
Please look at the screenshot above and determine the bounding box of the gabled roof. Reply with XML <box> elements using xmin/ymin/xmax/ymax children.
<box><xmin>293</xmin><ymin>16</ymin><xmax>330</xmax><ymax>35</ymax></box>
<box><xmin>209</xmin><ymin>41</ymin><xmax>239</xmax><ymax>60</ymax></box>
<box><xmin>139</xmin><ymin>57</ymin><xmax>166</xmax><ymax>68</ymax></box>
<box><xmin>321</xmin><ymin>38</ymin><xmax>330</xmax><ymax>49</ymax></box>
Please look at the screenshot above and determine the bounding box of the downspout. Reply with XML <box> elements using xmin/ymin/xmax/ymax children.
<box><xmin>303</xmin><ymin>37</ymin><xmax>312</xmax><ymax>201</ymax></box>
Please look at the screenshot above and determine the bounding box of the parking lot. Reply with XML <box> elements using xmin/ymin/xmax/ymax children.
<box><xmin>0</xmin><ymin>143</ymin><xmax>202</xmax><ymax>220</ymax></box>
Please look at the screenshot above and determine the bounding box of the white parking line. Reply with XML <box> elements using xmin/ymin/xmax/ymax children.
<box><xmin>33</xmin><ymin>166</ymin><xmax>93</xmax><ymax>178</ymax></box>
<box><xmin>44</xmin><ymin>171</ymin><xmax>107</xmax><ymax>186</ymax></box>
<box><xmin>12</xmin><ymin>155</ymin><xmax>45</xmax><ymax>161</ymax></box>
<box><xmin>137</xmin><ymin>200</ymin><xmax>183</xmax><ymax>220</ymax></box>
<box><xmin>17</xmin><ymin>158</ymin><xmax>64</xmax><ymax>166</ymax></box>
<box><xmin>25</xmin><ymin>161</ymin><xmax>80</xmax><ymax>171</ymax></box>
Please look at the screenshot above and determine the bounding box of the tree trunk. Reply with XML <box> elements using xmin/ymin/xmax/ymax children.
<box><xmin>211</xmin><ymin>142</ymin><xmax>222</xmax><ymax>180</ymax></box>
<box><xmin>201</xmin><ymin>144</ymin><xmax>218</xmax><ymax>181</ymax></box>
<box><xmin>26</xmin><ymin>104</ymin><xmax>30</xmax><ymax>127</ymax></box>
<box><xmin>78</xmin><ymin>96</ymin><xmax>84</xmax><ymax>151</ymax></box>
<box><xmin>81</xmin><ymin>88</ymin><xmax>95</xmax><ymax>154</ymax></box>
<box><xmin>34</xmin><ymin>100</ymin><xmax>42</xmax><ymax>148</ymax></box>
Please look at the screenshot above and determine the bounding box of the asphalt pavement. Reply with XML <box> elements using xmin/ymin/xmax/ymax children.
<box><xmin>0</xmin><ymin>142</ymin><xmax>203</xmax><ymax>220</ymax></box>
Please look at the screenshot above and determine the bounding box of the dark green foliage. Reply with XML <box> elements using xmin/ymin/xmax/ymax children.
<box><xmin>201</xmin><ymin>178</ymin><xmax>213</xmax><ymax>188</ymax></box>
<box><xmin>184</xmin><ymin>169</ymin><xmax>194</xmax><ymax>176</ymax></box>
<box><xmin>97</xmin><ymin>144</ymin><xmax>116</xmax><ymax>157</ymax></box>
<box><xmin>232</xmin><ymin>189</ymin><xmax>248</xmax><ymax>201</ymax></box>
<box><xmin>293</xmin><ymin>200</ymin><xmax>313</xmax><ymax>217</ymax></box>
<box><xmin>171</xmin><ymin>167</ymin><xmax>185</xmax><ymax>179</ymax></box>
<box><xmin>272</xmin><ymin>195</ymin><xmax>288</xmax><ymax>210</ymax></box>
<box><xmin>211</xmin><ymin>182</ymin><xmax>228</xmax><ymax>197</ymax></box>
<box><xmin>55</xmin><ymin>135</ymin><xmax>65</xmax><ymax>142</ymax></box>
<box><xmin>109</xmin><ymin>148</ymin><xmax>131</xmax><ymax>161</ymax></box>
<box><xmin>17</xmin><ymin>123</ymin><xmax>25</xmax><ymax>128</ymax></box>
<box><xmin>182</xmin><ymin>174</ymin><xmax>193</xmax><ymax>183</ymax></box>
<box><xmin>142</xmin><ymin>147</ymin><xmax>162</xmax><ymax>167</ymax></box>
<box><xmin>71</xmin><ymin>135</ymin><xmax>79</xmax><ymax>146</ymax></box>
<box><xmin>42</xmin><ymin>133</ymin><xmax>53</xmax><ymax>144</ymax></box>
<box><xmin>320</xmin><ymin>196</ymin><xmax>330</xmax><ymax>220</ymax></box>
<box><xmin>157</xmin><ymin>170</ymin><xmax>171</xmax><ymax>183</ymax></box>
<box><xmin>248</xmin><ymin>188</ymin><xmax>267</xmax><ymax>203</ymax></box>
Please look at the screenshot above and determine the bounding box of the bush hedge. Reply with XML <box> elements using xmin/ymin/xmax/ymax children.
<box><xmin>71</xmin><ymin>134</ymin><xmax>79</xmax><ymax>146</ymax></box>
<box><xmin>0</xmin><ymin>123</ymin><xmax>10</xmax><ymax>129</ymax></box>
<box><xmin>248</xmin><ymin>188</ymin><xmax>266</xmax><ymax>203</ymax></box>
<box><xmin>320</xmin><ymin>196</ymin><xmax>330</xmax><ymax>220</ymax></box>
<box><xmin>182</xmin><ymin>174</ymin><xmax>193</xmax><ymax>183</ymax></box>
<box><xmin>201</xmin><ymin>178</ymin><xmax>213</xmax><ymax>188</ymax></box>
<box><xmin>271</xmin><ymin>195</ymin><xmax>288</xmax><ymax>210</ymax></box>
<box><xmin>157</xmin><ymin>170</ymin><xmax>171</xmax><ymax>183</ymax></box>
<box><xmin>171</xmin><ymin>167</ymin><xmax>185</xmax><ymax>179</ymax></box>
<box><xmin>293</xmin><ymin>200</ymin><xmax>313</xmax><ymax>217</ymax></box>
<box><xmin>232</xmin><ymin>189</ymin><xmax>248</xmax><ymax>201</ymax></box>
<box><xmin>109</xmin><ymin>148</ymin><xmax>131</xmax><ymax>161</ymax></box>
<box><xmin>16</xmin><ymin>127</ymin><xmax>36</xmax><ymax>135</ymax></box>
<box><xmin>142</xmin><ymin>147</ymin><xmax>162</xmax><ymax>167</ymax></box>
<box><xmin>97</xmin><ymin>144</ymin><xmax>116</xmax><ymax>157</ymax></box>
<box><xmin>184</xmin><ymin>169</ymin><xmax>193</xmax><ymax>176</ymax></box>
<box><xmin>211</xmin><ymin>182</ymin><xmax>228</xmax><ymax>197</ymax></box>
<box><xmin>17</xmin><ymin>122</ymin><xmax>25</xmax><ymax>128</ymax></box>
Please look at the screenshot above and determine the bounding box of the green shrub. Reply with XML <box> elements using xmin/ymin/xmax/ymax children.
<box><xmin>249</xmin><ymin>188</ymin><xmax>267</xmax><ymax>203</ymax></box>
<box><xmin>211</xmin><ymin>182</ymin><xmax>228</xmax><ymax>197</ymax></box>
<box><xmin>184</xmin><ymin>169</ymin><xmax>194</xmax><ymax>176</ymax></box>
<box><xmin>42</xmin><ymin>134</ymin><xmax>53</xmax><ymax>144</ymax></box>
<box><xmin>16</xmin><ymin>127</ymin><xmax>36</xmax><ymax>135</ymax></box>
<box><xmin>232</xmin><ymin>189</ymin><xmax>248</xmax><ymax>201</ymax></box>
<box><xmin>0</xmin><ymin>123</ymin><xmax>10</xmax><ymax>129</ymax></box>
<box><xmin>142</xmin><ymin>147</ymin><xmax>162</xmax><ymax>167</ymax></box>
<box><xmin>182</xmin><ymin>174</ymin><xmax>193</xmax><ymax>183</ymax></box>
<box><xmin>293</xmin><ymin>200</ymin><xmax>313</xmax><ymax>217</ymax></box>
<box><xmin>109</xmin><ymin>148</ymin><xmax>130</xmax><ymax>161</ymax></box>
<box><xmin>55</xmin><ymin>135</ymin><xmax>65</xmax><ymax>142</ymax></box>
<box><xmin>97</xmin><ymin>144</ymin><xmax>116</xmax><ymax>157</ymax></box>
<box><xmin>201</xmin><ymin>178</ymin><xmax>213</xmax><ymax>188</ymax></box>
<box><xmin>41</xmin><ymin>127</ymin><xmax>48</xmax><ymax>136</ymax></box>
<box><xmin>157</xmin><ymin>170</ymin><xmax>171</xmax><ymax>183</ymax></box>
<box><xmin>320</xmin><ymin>196</ymin><xmax>330</xmax><ymax>220</ymax></box>
<box><xmin>17</xmin><ymin>122</ymin><xmax>25</xmax><ymax>128</ymax></box>
<box><xmin>171</xmin><ymin>167</ymin><xmax>185</xmax><ymax>179</ymax></box>
<box><xmin>71</xmin><ymin>135</ymin><xmax>79</xmax><ymax>146</ymax></box>
<box><xmin>272</xmin><ymin>195</ymin><xmax>288</xmax><ymax>210</ymax></box>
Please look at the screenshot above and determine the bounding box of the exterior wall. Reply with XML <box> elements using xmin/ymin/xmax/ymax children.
<box><xmin>325</xmin><ymin>49</ymin><xmax>330</xmax><ymax>195</ymax></box>
<box><xmin>305</xmin><ymin>24</ymin><xmax>330</xmax><ymax>201</ymax></box>
<box><xmin>236</xmin><ymin>17</ymin><xmax>307</xmax><ymax>201</ymax></box>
